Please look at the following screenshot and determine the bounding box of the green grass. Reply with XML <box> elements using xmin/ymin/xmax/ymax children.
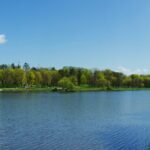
<box><xmin>0</xmin><ymin>87</ymin><xmax>53</xmax><ymax>92</ymax></box>
<box><xmin>0</xmin><ymin>86</ymin><xmax>150</xmax><ymax>92</ymax></box>
<box><xmin>74</xmin><ymin>85</ymin><xmax>150</xmax><ymax>92</ymax></box>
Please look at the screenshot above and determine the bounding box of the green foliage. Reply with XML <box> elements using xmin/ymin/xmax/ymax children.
<box><xmin>0</xmin><ymin>63</ymin><xmax>150</xmax><ymax>89</ymax></box>
<box><xmin>69</xmin><ymin>76</ymin><xmax>78</xmax><ymax>85</ymax></box>
<box><xmin>26</xmin><ymin>71</ymin><xmax>35</xmax><ymax>86</ymax></box>
<box><xmin>40</xmin><ymin>69</ymin><xmax>52</xmax><ymax>86</ymax></box>
<box><xmin>13</xmin><ymin>69</ymin><xmax>24</xmax><ymax>87</ymax></box>
<box><xmin>80</xmin><ymin>74</ymin><xmax>87</xmax><ymax>85</ymax></box>
<box><xmin>58</xmin><ymin>77</ymin><xmax>75</xmax><ymax>91</ymax></box>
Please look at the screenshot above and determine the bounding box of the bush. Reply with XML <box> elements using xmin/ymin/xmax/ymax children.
<box><xmin>58</xmin><ymin>77</ymin><xmax>75</xmax><ymax>91</ymax></box>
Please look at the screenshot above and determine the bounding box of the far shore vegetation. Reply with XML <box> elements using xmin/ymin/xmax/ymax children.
<box><xmin>0</xmin><ymin>63</ymin><xmax>150</xmax><ymax>92</ymax></box>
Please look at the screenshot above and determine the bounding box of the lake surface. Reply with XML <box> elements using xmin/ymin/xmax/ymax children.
<box><xmin>0</xmin><ymin>91</ymin><xmax>150</xmax><ymax>150</ymax></box>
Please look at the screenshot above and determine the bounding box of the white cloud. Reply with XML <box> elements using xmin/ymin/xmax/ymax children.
<box><xmin>0</xmin><ymin>34</ymin><xmax>7</xmax><ymax>44</ymax></box>
<box><xmin>116</xmin><ymin>66</ymin><xmax>150</xmax><ymax>75</ymax></box>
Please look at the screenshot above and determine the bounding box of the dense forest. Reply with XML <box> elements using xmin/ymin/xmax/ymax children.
<box><xmin>0</xmin><ymin>63</ymin><xmax>150</xmax><ymax>91</ymax></box>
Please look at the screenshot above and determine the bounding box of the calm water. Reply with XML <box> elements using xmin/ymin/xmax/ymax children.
<box><xmin>0</xmin><ymin>91</ymin><xmax>150</xmax><ymax>150</ymax></box>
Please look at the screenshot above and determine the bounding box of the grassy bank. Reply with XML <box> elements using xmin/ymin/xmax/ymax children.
<box><xmin>0</xmin><ymin>86</ymin><xmax>150</xmax><ymax>92</ymax></box>
<box><xmin>0</xmin><ymin>87</ymin><xmax>53</xmax><ymax>92</ymax></box>
<box><xmin>74</xmin><ymin>86</ymin><xmax>150</xmax><ymax>92</ymax></box>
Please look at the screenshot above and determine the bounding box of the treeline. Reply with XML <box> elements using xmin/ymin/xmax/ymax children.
<box><xmin>0</xmin><ymin>63</ymin><xmax>150</xmax><ymax>90</ymax></box>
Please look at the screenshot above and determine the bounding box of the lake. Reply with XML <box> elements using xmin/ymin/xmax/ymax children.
<box><xmin>0</xmin><ymin>91</ymin><xmax>150</xmax><ymax>150</ymax></box>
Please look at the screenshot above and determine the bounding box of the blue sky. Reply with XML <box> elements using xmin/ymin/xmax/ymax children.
<box><xmin>0</xmin><ymin>0</ymin><xmax>150</xmax><ymax>74</ymax></box>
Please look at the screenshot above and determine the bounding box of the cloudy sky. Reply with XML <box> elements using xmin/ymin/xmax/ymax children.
<box><xmin>0</xmin><ymin>34</ymin><xmax>7</xmax><ymax>44</ymax></box>
<box><xmin>0</xmin><ymin>0</ymin><xmax>150</xmax><ymax>74</ymax></box>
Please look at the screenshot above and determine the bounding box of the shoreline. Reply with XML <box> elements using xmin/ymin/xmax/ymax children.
<box><xmin>0</xmin><ymin>87</ymin><xmax>150</xmax><ymax>93</ymax></box>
